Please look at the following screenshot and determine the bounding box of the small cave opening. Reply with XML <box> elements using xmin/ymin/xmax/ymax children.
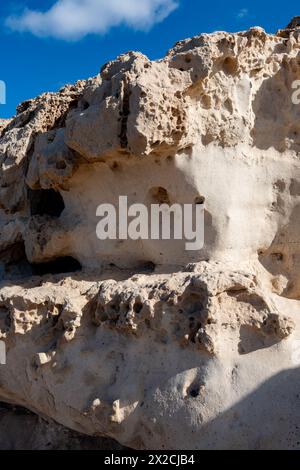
<box><xmin>0</xmin><ymin>242</ymin><xmax>82</xmax><ymax>280</ymax></box>
<box><xmin>195</xmin><ymin>195</ymin><xmax>206</xmax><ymax>205</ymax></box>
<box><xmin>148</xmin><ymin>187</ymin><xmax>170</xmax><ymax>205</ymax></box>
<box><xmin>222</xmin><ymin>56</ymin><xmax>238</xmax><ymax>75</ymax></box>
<box><xmin>189</xmin><ymin>388</ymin><xmax>200</xmax><ymax>398</ymax></box>
<box><xmin>137</xmin><ymin>261</ymin><xmax>156</xmax><ymax>273</ymax></box>
<box><xmin>186</xmin><ymin>381</ymin><xmax>204</xmax><ymax>399</ymax></box>
<box><xmin>0</xmin><ymin>242</ymin><xmax>32</xmax><ymax>280</ymax></box>
<box><xmin>31</xmin><ymin>257</ymin><xmax>82</xmax><ymax>276</ymax></box>
<box><xmin>28</xmin><ymin>188</ymin><xmax>65</xmax><ymax>217</ymax></box>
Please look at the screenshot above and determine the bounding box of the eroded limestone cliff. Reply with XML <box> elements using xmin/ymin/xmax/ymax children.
<box><xmin>1</xmin><ymin>19</ymin><xmax>300</xmax><ymax>449</ymax></box>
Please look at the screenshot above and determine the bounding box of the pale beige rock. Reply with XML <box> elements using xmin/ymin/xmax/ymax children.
<box><xmin>1</xmin><ymin>20</ymin><xmax>300</xmax><ymax>450</ymax></box>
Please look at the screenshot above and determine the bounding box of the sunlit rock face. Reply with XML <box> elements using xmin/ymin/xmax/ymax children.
<box><xmin>0</xmin><ymin>20</ymin><xmax>300</xmax><ymax>450</ymax></box>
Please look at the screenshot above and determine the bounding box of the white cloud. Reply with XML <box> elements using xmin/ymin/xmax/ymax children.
<box><xmin>237</xmin><ymin>8</ymin><xmax>249</xmax><ymax>19</ymax></box>
<box><xmin>6</xmin><ymin>0</ymin><xmax>179</xmax><ymax>40</ymax></box>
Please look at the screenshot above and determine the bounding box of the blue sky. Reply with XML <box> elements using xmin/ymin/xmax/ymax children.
<box><xmin>0</xmin><ymin>0</ymin><xmax>299</xmax><ymax>118</ymax></box>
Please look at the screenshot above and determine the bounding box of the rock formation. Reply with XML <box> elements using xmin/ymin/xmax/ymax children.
<box><xmin>1</xmin><ymin>19</ymin><xmax>300</xmax><ymax>449</ymax></box>
<box><xmin>0</xmin><ymin>120</ymin><xmax>9</xmax><ymax>134</ymax></box>
<box><xmin>0</xmin><ymin>403</ymin><xmax>124</xmax><ymax>450</ymax></box>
